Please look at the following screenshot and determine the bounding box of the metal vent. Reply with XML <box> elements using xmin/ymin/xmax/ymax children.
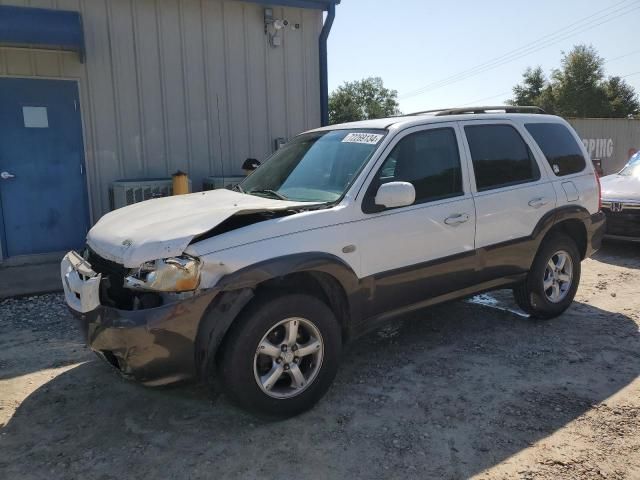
<box><xmin>203</xmin><ymin>176</ymin><xmax>245</xmax><ymax>191</ymax></box>
<box><xmin>109</xmin><ymin>178</ymin><xmax>191</xmax><ymax>210</ymax></box>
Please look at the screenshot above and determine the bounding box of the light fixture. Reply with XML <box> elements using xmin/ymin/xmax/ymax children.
<box><xmin>264</xmin><ymin>8</ymin><xmax>295</xmax><ymax>48</ymax></box>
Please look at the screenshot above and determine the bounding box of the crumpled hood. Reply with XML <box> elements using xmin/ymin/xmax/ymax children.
<box><xmin>87</xmin><ymin>189</ymin><xmax>317</xmax><ymax>268</ymax></box>
<box><xmin>600</xmin><ymin>174</ymin><xmax>640</xmax><ymax>202</ymax></box>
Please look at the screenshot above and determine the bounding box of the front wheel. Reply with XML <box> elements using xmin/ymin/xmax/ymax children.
<box><xmin>513</xmin><ymin>233</ymin><xmax>581</xmax><ymax>319</ymax></box>
<box><xmin>216</xmin><ymin>293</ymin><xmax>341</xmax><ymax>418</ymax></box>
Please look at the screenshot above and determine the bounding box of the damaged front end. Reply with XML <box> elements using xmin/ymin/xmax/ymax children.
<box><xmin>84</xmin><ymin>250</ymin><xmax>203</xmax><ymax>311</ymax></box>
<box><xmin>60</xmin><ymin>192</ymin><xmax>322</xmax><ymax>385</ymax></box>
<box><xmin>125</xmin><ymin>255</ymin><xmax>201</xmax><ymax>294</ymax></box>
<box><xmin>61</xmin><ymin>249</ymin><xmax>218</xmax><ymax>385</ymax></box>
<box><xmin>73</xmin><ymin>204</ymin><xmax>307</xmax><ymax>312</ymax></box>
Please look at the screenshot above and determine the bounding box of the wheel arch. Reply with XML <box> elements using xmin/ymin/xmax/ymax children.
<box><xmin>251</xmin><ymin>270</ymin><xmax>353</xmax><ymax>342</ymax></box>
<box><xmin>547</xmin><ymin>219</ymin><xmax>588</xmax><ymax>259</ymax></box>
<box><xmin>194</xmin><ymin>253</ymin><xmax>361</xmax><ymax>380</ymax></box>
<box><xmin>538</xmin><ymin>205</ymin><xmax>591</xmax><ymax>260</ymax></box>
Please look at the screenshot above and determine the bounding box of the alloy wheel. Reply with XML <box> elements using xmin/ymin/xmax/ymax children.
<box><xmin>253</xmin><ymin>317</ymin><xmax>324</xmax><ymax>399</ymax></box>
<box><xmin>543</xmin><ymin>250</ymin><xmax>574</xmax><ymax>303</ymax></box>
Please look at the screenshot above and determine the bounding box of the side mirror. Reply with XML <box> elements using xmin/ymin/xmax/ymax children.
<box><xmin>374</xmin><ymin>181</ymin><xmax>415</xmax><ymax>209</ymax></box>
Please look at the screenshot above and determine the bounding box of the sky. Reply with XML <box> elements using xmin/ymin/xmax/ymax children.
<box><xmin>327</xmin><ymin>0</ymin><xmax>640</xmax><ymax>114</ymax></box>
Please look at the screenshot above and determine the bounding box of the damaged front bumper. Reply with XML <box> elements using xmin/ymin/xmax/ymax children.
<box><xmin>61</xmin><ymin>251</ymin><xmax>218</xmax><ymax>386</ymax></box>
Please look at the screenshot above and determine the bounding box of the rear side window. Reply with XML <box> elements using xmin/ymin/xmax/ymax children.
<box><xmin>465</xmin><ymin>124</ymin><xmax>540</xmax><ymax>191</ymax></box>
<box><xmin>525</xmin><ymin>123</ymin><xmax>586</xmax><ymax>176</ymax></box>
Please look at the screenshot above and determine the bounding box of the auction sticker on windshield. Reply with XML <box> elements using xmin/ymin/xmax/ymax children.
<box><xmin>342</xmin><ymin>133</ymin><xmax>384</xmax><ymax>144</ymax></box>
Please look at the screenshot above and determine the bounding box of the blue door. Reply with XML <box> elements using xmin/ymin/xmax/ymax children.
<box><xmin>0</xmin><ymin>78</ymin><xmax>89</xmax><ymax>258</ymax></box>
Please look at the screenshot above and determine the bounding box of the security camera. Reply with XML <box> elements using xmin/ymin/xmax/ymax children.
<box><xmin>273</xmin><ymin>19</ymin><xmax>289</xmax><ymax>30</ymax></box>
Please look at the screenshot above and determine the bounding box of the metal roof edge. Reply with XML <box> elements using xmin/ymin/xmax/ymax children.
<box><xmin>244</xmin><ymin>0</ymin><xmax>340</xmax><ymax>10</ymax></box>
<box><xmin>565</xmin><ymin>116</ymin><xmax>640</xmax><ymax>121</ymax></box>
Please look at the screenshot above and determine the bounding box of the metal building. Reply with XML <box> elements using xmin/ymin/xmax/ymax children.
<box><xmin>567</xmin><ymin>118</ymin><xmax>640</xmax><ymax>176</ymax></box>
<box><xmin>0</xmin><ymin>0</ymin><xmax>338</xmax><ymax>264</ymax></box>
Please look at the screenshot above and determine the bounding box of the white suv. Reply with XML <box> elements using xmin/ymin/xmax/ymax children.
<box><xmin>61</xmin><ymin>106</ymin><xmax>605</xmax><ymax>417</ymax></box>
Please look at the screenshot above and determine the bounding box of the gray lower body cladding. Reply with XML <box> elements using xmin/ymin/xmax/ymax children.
<box><xmin>69</xmin><ymin>289</ymin><xmax>234</xmax><ymax>386</ymax></box>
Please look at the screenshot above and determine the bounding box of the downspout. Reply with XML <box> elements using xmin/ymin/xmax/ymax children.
<box><xmin>319</xmin><ymin>3</ymin><xmax>335</xmax><ymax>126</ymax></box>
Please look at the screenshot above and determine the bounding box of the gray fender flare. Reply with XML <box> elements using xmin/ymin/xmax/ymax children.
<box><xmin>194</xmin><ymin>252</ymin><xmax>361</xmax><ymax>380</ymax></box>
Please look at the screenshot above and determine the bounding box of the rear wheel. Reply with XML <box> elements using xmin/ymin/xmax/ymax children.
<box><xmin>513</xmin><ymin>233</ymin><xmax>581</xmax><ymax>319</ymax></box>
<box><xmin>215</xmin><ymin>293</ymin><xmax>341</xmax><ymax>418</ymax></box>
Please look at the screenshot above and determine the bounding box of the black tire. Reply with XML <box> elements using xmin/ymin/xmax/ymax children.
<box><xmin>215</xmin><ymin>293</ymin><xmax>341</xmax><ymax>418</ymax></box>
<box><xmin>513</xmin><ymin>232</ymin><xmax>581</xmax><ymax>319</ymax></box>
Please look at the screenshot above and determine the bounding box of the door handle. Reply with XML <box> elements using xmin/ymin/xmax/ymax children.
<box><xmin>444</xmin><ymin>213</ymin><xmax>470</xmax><ymax>226</ymax></box>
<box><xmin>528</xmin><ymin>197</ymin><xmax>548</xmax><ymax>209</ymax></box>
<box><xmin>1</xmin><ymin>171</ymin><xmax>16</xmax><ymax>180</ymax></box>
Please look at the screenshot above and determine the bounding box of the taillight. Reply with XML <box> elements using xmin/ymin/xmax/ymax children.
<box><xmin>595</xmin><ymin>173</ymin><xmax>602</xmax><ymax>211</ymax></box>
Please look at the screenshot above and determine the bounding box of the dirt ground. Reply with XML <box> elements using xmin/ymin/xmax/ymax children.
<box><xmin>1</xmin><ymin>242</ymin><xmax>639</xmax><ymax>480</ymax></box>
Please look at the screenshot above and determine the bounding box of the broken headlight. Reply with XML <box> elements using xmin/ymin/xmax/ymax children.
<box><xmin>124</xmin><ymin>255</ymin><xmax>201</xmax><ymax>292</ymax></box>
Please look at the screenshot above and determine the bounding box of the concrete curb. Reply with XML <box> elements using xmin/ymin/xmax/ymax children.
<box><xmin>0</xmin><ymin>263</ymin><xmax>62</xmax><ymax>300</ymax></box>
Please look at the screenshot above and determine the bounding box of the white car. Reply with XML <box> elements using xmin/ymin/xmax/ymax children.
<box><xmin>61</xmin><ymin>106</ymin><xmax>605</xmax><ymax>417</ymax></box>
<box><xmin>601</xmin><ymin>151</ymin><xmax>640</xmax><ymax>242</ymax></box>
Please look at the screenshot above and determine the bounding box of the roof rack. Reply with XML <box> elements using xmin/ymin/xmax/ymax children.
<box><xmin>406</xmin><ymin>105</ymin><xmax>547</xmax><ymax>117</ymax></box>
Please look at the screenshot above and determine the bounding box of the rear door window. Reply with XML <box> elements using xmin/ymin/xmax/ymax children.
<box><xmin>525</xmin><ymin>123</ymin><xmax>586</xmax><ymax>176</ymax></box>
<box><xmin>464</xmin><ymin>124</ymin><xmax>540</xmax><ymax>191</ymax></box>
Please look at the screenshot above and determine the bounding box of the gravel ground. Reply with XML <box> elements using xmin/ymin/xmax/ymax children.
<box><xmin>1</xmin><ymin>242</ymin><xmax>639</xmax><ymax>479</ymax></box>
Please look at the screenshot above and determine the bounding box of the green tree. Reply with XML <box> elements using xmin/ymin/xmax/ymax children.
<box><xmin>510</xmin><ymin>45</ymin><xmax>639</xmax><ymax>118</ymax></box>
<box><xmin>329</xmin><ymin>77</ymin><xmax>401</xmax><ymax>124</ymax></box>
<box><xmin>551</xmin><ymin>45</ymin><xmax>609</xmax><ymax>117</ymax></box>
<box><xmin>511</xmin><ymin>66</ymin><xmax>547</xmax><ymax>105</ymax></box>
<box><xmin>605</xmin><ymin>76</ymin><xmax>640</xmax><ymax>117</ymax></box>
<box><xmin>509</xmin><ymin>66</ymin><xmax>556</xmax><ymax>114</ymax></box>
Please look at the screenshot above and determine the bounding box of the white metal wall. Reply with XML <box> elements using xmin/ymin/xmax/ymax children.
<box><xmin>567</xmin><ymin>118</ymin><xmax>640</xmax><ymax>175</ymax></box>
<box><xmin>0</xmin><ymin>0</ymin><xmax>323</xmax><ymax>220</ymax></box>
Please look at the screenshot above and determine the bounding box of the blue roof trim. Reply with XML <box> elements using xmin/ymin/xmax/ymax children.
<box><xmin>0</xmin><ymin>5</ymin><xmax>85</xmax><ymax>63</ymax></box>
<box><xmin>247</xmin><ymin>0</ymin><xmax>340</xmax><ymax>10</ymax></box>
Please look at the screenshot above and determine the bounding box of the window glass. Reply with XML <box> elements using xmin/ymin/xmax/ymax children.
<box><xmin>366</xmin><ymin>128</ymin><xmax>463</xmax><ymax>210</ymax></box>
<box><xmin>525</xmin><ymin>123</ymin><xmax>586</xmax><ymax>176</ymax></box>
<box><xmin>619</xmin><ymin>151</ymin><xmax>640</xmax><ymax>176</ymax></box>
<box><xmin>465</xmin><ymin>124</ymin><xmax>540</xmax><ymax>191</ymax></box>
<box><xmin>241</xmin><ymin>129</ymin><xmax>385</xmax><ymax>202</ymax></box>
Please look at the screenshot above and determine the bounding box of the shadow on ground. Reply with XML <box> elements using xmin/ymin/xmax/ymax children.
<box><xmin>593</xmin><ymin>240</ymin><xmax>640</xmax><ymax>269</ymax></box>
<box><xmin>0</xmin><ymin>294</ymin><xmax>87</xmax><ymax>381</ymax></box>
<box><xmin>1</xmin><ymin>296</ymin><xmax>638</xmax><ymax>479</ymax></box>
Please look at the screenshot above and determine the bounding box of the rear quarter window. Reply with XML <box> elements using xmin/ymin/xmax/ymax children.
<box><xmin>525</xmin><ymin>123</ymin><xmax>587</xmax><ymax>176</ymax></box>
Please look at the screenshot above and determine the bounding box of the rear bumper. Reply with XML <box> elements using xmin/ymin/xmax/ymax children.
<box><xmin>586</xmin><ymin>211</ymin><xmax>606</xmax><ymax>258</ymax></box>
<box><xmin>69</xmin><ymin>290</ymin><xmax>218</xmax><ymax>386</ymax></box>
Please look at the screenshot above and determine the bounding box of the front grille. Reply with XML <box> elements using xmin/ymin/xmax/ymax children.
<box><xmin>87</xmin><ymin>249</ymin><xmax>128</xmax><ymax>277</ymax></box>
<box><xmin>85</xmin><ymin>248</ymin><xmax>163</xmax><ymax>310</ymax></box>
<box><xmin>86</xmin><ymin>249</ymin><xmax>132</xmax><ymax>308</ymax></box>
<box><xmin>602</xmin><ymin>209</ymin><xmax>640</xmax><ymax>238</ymax></box>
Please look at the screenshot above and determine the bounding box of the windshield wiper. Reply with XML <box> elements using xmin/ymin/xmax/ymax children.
<box><xmin>249</xmin><ymin>189</ymin><xmax>289</xmax><ymax>200</ymax></box>
<box><xmin>232</xmin><ymin>183</ymin><xmax>245</xmax><ymax>193</ymax></box>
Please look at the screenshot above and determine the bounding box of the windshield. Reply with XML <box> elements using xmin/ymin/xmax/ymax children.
<box><xmin>240</xmin><ymin>129</ymin><xmax>386</xmax><ymax>202</ymax></box>
<box><xmin>620</xmin><ymin>151</ymin><xmax>640</xmax><ymax>176</ymax></box>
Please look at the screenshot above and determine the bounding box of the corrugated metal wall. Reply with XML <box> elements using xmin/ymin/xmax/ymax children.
<box><xmin>567</xmin><ymin>118</ymin><xmax>640</xmax><ymax>175</ymax></box>
<box><xmin>0</xmin><ymin>0</ymin><xmax>323</xmax><ymax>220</ymax></box>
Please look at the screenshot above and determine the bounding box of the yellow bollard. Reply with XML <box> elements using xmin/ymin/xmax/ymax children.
<box><xmin>172</xmin><ymin>170</ymin><xmax>190</xmax><ymax>195</ymax></box>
